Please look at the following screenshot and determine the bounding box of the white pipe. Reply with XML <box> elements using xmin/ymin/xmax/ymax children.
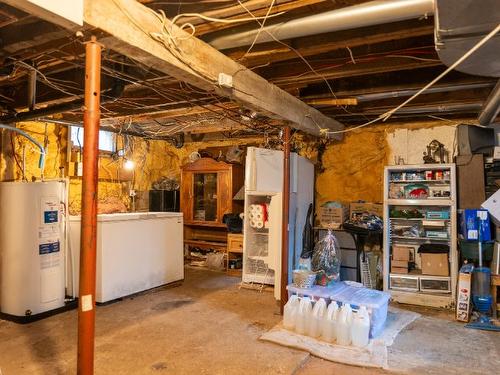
<box><xmin>208</xmin><ymin>0</ymin><xmax>435</xmax><ymax>50</ymax></box>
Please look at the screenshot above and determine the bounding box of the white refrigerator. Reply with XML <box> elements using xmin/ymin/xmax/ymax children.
<box><xmin>243</xmin><ymin>147</ymin><xmax>314</xmax><ymax>300</ymax></box>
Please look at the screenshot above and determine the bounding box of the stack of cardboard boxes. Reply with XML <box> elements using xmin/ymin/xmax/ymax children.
<box><xmin>319</xmin><ymin>201</ymin><xmax>383</xmax><ymax>229</ymax></box>
<box><xmin>319</xmin><ymin>204</ymin><xmax>349</xmax><ymax>229</ymax></box>
<box><xmin>391</xmin><ymin>245</ymin><xmax>411</xmax><ymax>274</ymax></box>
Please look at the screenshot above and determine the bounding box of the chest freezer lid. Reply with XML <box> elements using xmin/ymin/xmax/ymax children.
<box><xmin>69</xmin><ymin>212</ymin><xmax>183</xmax><ymax>222</ymax></box>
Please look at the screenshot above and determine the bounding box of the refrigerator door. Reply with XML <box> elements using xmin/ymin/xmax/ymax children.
<box><xmin>245</xmin><ymin>147</ymin><xmax>284</xmax><ymax>192</ymax></box>
<box><xmin>287</xmin><ymin>155</ymin><xmax>315</xmax><ymax>285</ymax></box>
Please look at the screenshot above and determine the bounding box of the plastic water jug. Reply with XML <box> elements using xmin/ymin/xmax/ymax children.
<box><xmin>295</xmin><ymin>297</ymin><xmax>312</xmax><ymax>335</ymax></box>
<box><xmin>283</xmin><ymin>295</ymin><xmax>300</xmax><ymax>330</ymax></box>
<box><xmin>336</xmin><ymin>303</ymin><xmax>353</xmax><ymax>346</ymax></box>
<box><xmin>351</xmin><ymin>305</ymin><xmax>370</xmax><ymax>347</ymax></box>
<box><xmin>321</xmin><ymin>300</ymin><xmax>339</xmax><ymax>342</ymax></box>
<box><xmin>307</xmin><ymin>298</ymin><xmax>327</xmax><ymax>338</ymax></box>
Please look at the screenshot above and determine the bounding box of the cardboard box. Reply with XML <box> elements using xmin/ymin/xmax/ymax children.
<box><xmin>349</xmin><ymin>202</ymin><xmax>383</xmax><ymax>219</ymax></box>
<box><xmin>421</xmin><ymin>253</ymin><xmax>449</xmax><ymax>276</ymax></box>
<box><xmin>460</xmin><ymin>209</ymin><xmax>491</xmax><ymax>241</ymax></box>
<box><xmin>482</xmin><ymin>189</ymin><xmax>500</xmax><ymax>225</ymax></box>
<box><xmin>391</xmin><ymin>266</ymin><xmax>409</xmax><ymax>274</ymax></box>
<box><xmin>392</xmin><ymin>246</ymin><xmax>411</xmax><ymax>261</ymax></box>
<box><xmin>456</xmin><ymin>271</ymin><xmax>472</xmax><ymax>322</ymax></box>
<box><xmin>391</xmin><ymin>259</ymin><xmax>409</xmax><ymax>268</ymax></box>
<box><xmin>319</xmin><ymin>205</ymin><xmax>348</xmax><ymax>228</ymax></box>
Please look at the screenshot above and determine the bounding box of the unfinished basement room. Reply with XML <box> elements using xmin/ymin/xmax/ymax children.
<box><xmin>0</xmin><ymin>0</ymin><xmax>499</xmax><ymax>374</ymax></box>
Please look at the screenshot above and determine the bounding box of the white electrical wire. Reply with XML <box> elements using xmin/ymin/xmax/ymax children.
<box><xmin>242</xmin><ymin>0</ymin><xmax>276</xmax><ymax>57</ymax></box>
<box><xmin>171</xmin><ymin>10</ymin><xmax>284</xmax><ymax>27</ymax></box>
<box><xmin>327</xmin><ymin>23</ymin><xmax>500</xmax><ymax>135</ymax></box>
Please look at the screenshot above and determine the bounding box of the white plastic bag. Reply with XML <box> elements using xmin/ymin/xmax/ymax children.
<box><xmin>312</xmin><ymin>230</ymin><xmax>341</xmax><ymax>286</ymax></box>
<box><xmin>206</xmin><ymin>252</ymin><xmax>225</xmax><ymax>270</ymax></box>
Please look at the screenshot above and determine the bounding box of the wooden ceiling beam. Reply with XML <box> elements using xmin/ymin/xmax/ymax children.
<box><xmin>83</xmin><ymin>0</ymin><xmax>344</xmax><ymax>137</ymax></box>
<box><xmin>305</xmin><ymin>98</ymin><xmax>357</xmax><ymax>106</ymax></box>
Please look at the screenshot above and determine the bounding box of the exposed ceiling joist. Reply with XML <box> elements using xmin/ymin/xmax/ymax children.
<box><xmin>82</xmin><ymin>0</ymin><xmax>344</xmax><ymax>138</ymax></box>
<box><xmin>99</xmin><ymin>102</ymin><xmax>239</xmax><ymax>124</ymax></box>
<box><xmin>226</xmin><ymin>21</ymin><xmax>434</xmax><ymax>67</ymax></box>
<box><xmin>268</xmin><ymin>57</ymin><xmax>442</xmax><ymax>88</ymax></box>
<box><xmin>186</xmin><ymin>0</ymin><xmax>327</xmax><ymax>36</ymax></box>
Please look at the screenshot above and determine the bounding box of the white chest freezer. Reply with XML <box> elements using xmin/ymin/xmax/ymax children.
<box><xmin>68</xmin><ymin>212</ymin><xmax>183</xmax><ymax>303</ymax></box>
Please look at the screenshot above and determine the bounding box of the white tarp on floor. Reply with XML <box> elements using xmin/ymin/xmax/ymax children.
<box><xmin>260</xmin><ymin>306</ymin><xmax>420</xmax><ymax>369</ymax></box>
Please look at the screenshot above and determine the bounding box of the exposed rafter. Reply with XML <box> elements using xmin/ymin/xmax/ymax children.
<box><xmin>82</xmin><ymin>0</ymin><xmax>344</xmax><ymax>138</ymax></box>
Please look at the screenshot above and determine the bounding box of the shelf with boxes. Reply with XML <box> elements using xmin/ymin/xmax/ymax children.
<box><xmin>383</xmin><ymin>164</ymin><xmax>457</xmax><ymax>308</ymax></box>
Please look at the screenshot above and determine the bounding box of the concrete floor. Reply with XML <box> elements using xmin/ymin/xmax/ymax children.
<box><xmin>0</xmin><ymin>267</ymin><xmax>499</xmax><ymax>374</ymax></box>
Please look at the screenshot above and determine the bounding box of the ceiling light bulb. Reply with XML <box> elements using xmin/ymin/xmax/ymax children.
<box><xmin>124</xmin><ymin>159</ymin><xmax>135</xmax><ymax>170</ymax></box>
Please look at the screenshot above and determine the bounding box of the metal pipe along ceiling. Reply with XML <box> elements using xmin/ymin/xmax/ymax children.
<box><xmin>478</xmin><ymin>80</ymin><xmax>500</xmax><ymax>126</ymax></box>
<box><xmin>208</xmin><ymin>0</ymin><xmax>435</xmax><ymax>50</ymax></box>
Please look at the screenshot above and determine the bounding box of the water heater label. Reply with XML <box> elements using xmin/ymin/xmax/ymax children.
<box><xmin>44</xmin><ymin>211</ymin><xmax>58</xmax><ymax>224</ymax></box>
<box><xmin>41</xmin><ymin>197</ymin><xmax>59</xmax><ymax>224</ymax></box>
<box><xmin>39</xmin><ymin>241</ymin><xmax>60</xmax><ymax>254</ymax></box>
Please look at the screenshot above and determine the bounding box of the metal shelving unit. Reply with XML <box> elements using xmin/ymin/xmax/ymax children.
<box><xmin>383</xmin><ymin>164</ymin><xmax>457</xmax><ymax>308</ymax></box>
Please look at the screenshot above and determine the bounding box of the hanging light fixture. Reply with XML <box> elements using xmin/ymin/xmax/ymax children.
<box><xmin>123</xmin><ymin>159</ymin><xmax>135</xmax><ymax>170</ymax></box>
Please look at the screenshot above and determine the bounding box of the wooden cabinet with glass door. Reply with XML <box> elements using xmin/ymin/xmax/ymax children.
<box><xmin>181</xmin><ymin>158</ymin><xmax>244</xmax><ymax>257</ymax></box>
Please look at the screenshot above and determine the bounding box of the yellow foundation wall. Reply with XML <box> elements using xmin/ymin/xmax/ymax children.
<box><xmin>1</xmin><ymin>119</ymin><xmax>462</xmax><ymax>215</ymax></box>
<box><xmin>0</xmin><ymin>121</ymin><xmax>66</xmax><ymax>181</ymax></box>
<box><xmin>313</xmin><ymin>120</ymin><xmax>460</xmax><ymax>210</ymax></box>
<box><xmin>1</xmin><ymin>121</ymin><xmax>265</xmax><ymax>214</ymax></box>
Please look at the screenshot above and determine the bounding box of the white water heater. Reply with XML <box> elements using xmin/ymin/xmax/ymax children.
<box><xmin>0</xmin><ymin>180</ymin><xmax>67</xmax><ymax>320</ymax></box>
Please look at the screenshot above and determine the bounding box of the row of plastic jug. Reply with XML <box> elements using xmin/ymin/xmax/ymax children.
<box><xmin>283</xmin><ymin>295</ymin><xmax>370</xmax><ymax>347</ymax></box>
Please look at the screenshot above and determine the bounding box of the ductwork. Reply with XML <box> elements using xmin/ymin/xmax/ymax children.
<box><xmin>478</xmin><ymin>80</ymin><xmax>500</xmax><ymax>126</ymax></box>
<box><xmin>354</xmin><ymin>81</ymin><xmax>495</xmax><ymax>102</ymax></box>
<box><xmin>434</xmin><ymin>0</ymin><xmax>500</xmax><ymax>77</ymax></box>
<box><xmin>334</xmin><ymin>102</ymin><xmax>482</xmax><ymax>117</ymax></box>
<box><xmin>208</xmin><ymin>0</ymin><xmax>435</xmax><ymax>50</ymax></box>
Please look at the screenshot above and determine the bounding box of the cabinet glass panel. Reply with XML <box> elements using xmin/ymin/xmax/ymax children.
<box><xmin>193</xmin><ymin>173</ymin><xmax>217</xmax><ymax>221</ymax></box>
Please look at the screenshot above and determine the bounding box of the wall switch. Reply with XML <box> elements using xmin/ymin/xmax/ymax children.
<box><xmin>76</xmin><ymin>162</ymin><xmax>83</xmax><ymax>177</ymax></box>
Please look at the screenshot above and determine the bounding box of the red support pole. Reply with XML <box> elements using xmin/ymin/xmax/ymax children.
<box><xmin>281</xmin><ymin>126</ymin><xmax>291</xmax><ymax>313</ymax></box>
<box><xmin>77</xmin><ymin>36</ymin><xmax>101</xmax><ymax>375</ymax></box>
